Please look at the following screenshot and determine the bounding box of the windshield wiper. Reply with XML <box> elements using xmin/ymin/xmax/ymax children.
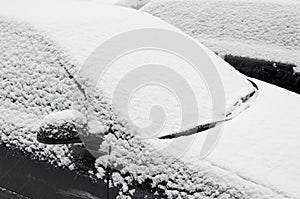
<box><xmin>159</xmin><ymin>79</ymin><xmax>258</xmax><ymax>139</ymax></box>
<box><xmin>158</xmin><ymin>118</ymin><xmax>231</xmax><ymax>139</ymax></box>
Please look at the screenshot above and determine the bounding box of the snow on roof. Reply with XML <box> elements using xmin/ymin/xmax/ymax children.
<box><xmin>142</xmin><ymin>0</ymin><xmax>300</xmax><ymax>68</ymax></box>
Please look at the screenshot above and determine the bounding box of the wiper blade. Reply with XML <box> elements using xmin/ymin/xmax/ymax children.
<box><xmin>158</xmin><ymin>118</ymin><xmax>231</xmax><ymax>139</ymax></box>
<box><xmin>159</xmin><ymin>79</ymin><xmax>258</xmax><ymax>140</ymax></box>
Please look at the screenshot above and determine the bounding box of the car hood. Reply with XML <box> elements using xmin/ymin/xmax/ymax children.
<box><xmin>157</xmin><ymin>79</ymin><xmax>300</xmax><ymax>198</ymax></box>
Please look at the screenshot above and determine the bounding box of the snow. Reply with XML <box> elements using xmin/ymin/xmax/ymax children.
<box><xmin>95</xmin><ymin>133</ymin><xmax>285</xmax><ymax>198</ymax></box>
<box><xmin>207</xmin><ymin>79</ymin><xmax>300</xmax><ymax>198</ymax></box>
<box><xmin>0</xmin><ymin>17</ymin><xmax>77</xmax><ymax>167</ymax></box>
<box><xmin>88</xmin><ymin>0</ymin><xmax>150</xmax><ymax>9</ymax></box>
<box><xmin>0</xmin><ymin>0</ymin><xmax>256</xmax><ymax>139</ymax></box>
<box><xmin>142</xmin><ymin>1</ymin><xmax>300</xmax><ymax>196</ymax></box>
<box><xmin>142</xmin><ymin>0</ymin><xmax>300</xmax><ymax>70</ymax></box>
<box><xmin>147</xmin><ymin>80</ymin><xmax>300</xmax><ymax>198</ymax></box>
<box><xmin>0</xmin><ymin>107</ymin><xmax>73</xmax><ymax>167</ymax></box>
<box><xmin>114</xmin><ymin>0</ymin><xmax>151</xmax><ymax>9</ymax></box>
<box><xmin>87</xmin><ymin>120</ymin><xmax>108</xmax><ymax>135</ymax></box>
<box><xmin>38</xmin><ymin>110</ymin><xmax>87</xmax><ymax>144</ymax></box>
<box><xmin>42</xmin><ymin>110</ymin><xmax>87</xmax><ymax>126</ymax></box>
<box><xmin>0</xmin><ymin>0</ymin><xmax>298</xmax><ymax>198</ymax></box>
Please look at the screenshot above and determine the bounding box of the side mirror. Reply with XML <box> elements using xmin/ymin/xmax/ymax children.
<box><xmin>37</xmin><ymin>110</ymin><xmax>85</xmax><ymax>144</ymax></box>
<box><xmin>37</xmin><ymin>110</ymin><xmax>107</xmax><ymax>148</ymax></box>
<box><xmin>37</xmin><ymin>110</ymin><xmax>109</xmax><ymax>171</ymax></box>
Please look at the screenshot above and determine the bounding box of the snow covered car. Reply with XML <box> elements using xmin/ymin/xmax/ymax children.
<box><xmin>0</xmin><ymin>0</ymin><xmax>299</xmax><ymax>198</ymax></box>
<box><xmin>142</xmin><ymin>0</ymin><xmax>300</xmax><ymax>94</ymax></box>
<box><xmin>142</xmin><ymin>0</ymin><xmax>300</xmax><ymax>198</ymax></box>
<box><xmin>142</xmin><ymin>0</ymin><xmax>300</xmax><ymax>70</ymax></box>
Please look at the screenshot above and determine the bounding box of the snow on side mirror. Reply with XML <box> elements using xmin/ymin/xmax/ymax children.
<box><xmin>37</xmin><ymin>110</ymin><xmax>109</xmax><ymax>145</ymax></box>
<box><xmin>37</xmin><ymin>110</ymin><xmax>86</xmax><ymax>144</ymax></box>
